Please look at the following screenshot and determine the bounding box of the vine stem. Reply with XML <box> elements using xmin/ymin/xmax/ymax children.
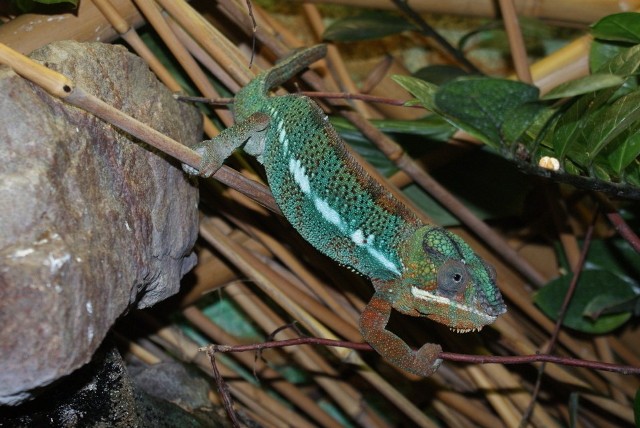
<box><xmin>199</xmin><ymin>336</ymin><xmax>640</xmax><ymax>375</ymax></box>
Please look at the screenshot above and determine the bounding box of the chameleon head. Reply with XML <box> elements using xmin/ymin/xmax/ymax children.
<box><xmin>392</xmin><ymin>225</ymin><xmax>506</xmax><ymax>332</ymax></box>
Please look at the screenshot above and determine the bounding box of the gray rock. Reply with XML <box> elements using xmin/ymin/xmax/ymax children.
<box><xmin>0</xmin><ymin>41</ymin><xmax>200</xmax><ymax>405</ymax></box>
<box><xmin>0</xmin><ymin>341</ymin><xmax>223</xmax><ymax>427</ymax></box>
<box><xmin>129</xmin><ymin>362</ymin><xmax>212</xmax><ymax>412</ymax></box>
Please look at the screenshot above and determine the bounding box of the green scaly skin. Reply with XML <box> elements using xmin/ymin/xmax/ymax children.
<box><xmin>184</xmin><ymin>45</ymin><xmax>507</xmax><ymax>376</ymax></box>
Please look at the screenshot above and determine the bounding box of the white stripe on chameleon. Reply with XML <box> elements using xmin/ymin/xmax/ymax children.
<box><xmin>350</xmin><ymin>229</ymin><xmax>400</xmax><ymax>275</ymax></box>
<box><xmin>288</xmin><ymin>158</ymin><xmax>310</xmax><ymax>194</ymax></box>
<box><xmin>351</xmin><ymin>229</ymin><xmax>364</xmax><ymax>245</ymax></box>
<box><xmin>314</xmin><ymin>197</ymin><xmax>343</xmax><ymax>227</ymax></box>
<box><xmin>279</xmin><ymin>129</ymin><xmax>288</xmax><ymax>152</ymax></box>
<box><xmin>367</xmin><ymin>247</ymin><xmax>401</xmax><ymax>275</ymax></box>
<box><xmin>410</xmin><ymin>286</ymin><xmax>496</xmax><ymax>324</ymax></box>
<box><xmin>287</xmin><ymin>156</ymin><xmax>402</xmax><ymax>276</ymax></box>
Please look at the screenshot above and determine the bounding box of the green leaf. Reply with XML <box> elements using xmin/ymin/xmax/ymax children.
<box><xmin>583</xmin><ymin>89</ymin><xmax>640</xmax><ymax>161</ymax></box>
<box><xmin>597</xmin><ymin>42</ymin><xmax>640</xmax><ymax>75</ymax></box>
<box><xmin>501</xmin><ymin>102</ymin><xmax>550</xmax><ymax>145</ymax></box>
<box><xmin>583</xmin><ymin>294</ymin><xmax>640</xmax><ymax>319</ymax></box>
<box><xmin>323</xmin><ymin>11</ymin><xmax>415</xmax><ymax>41</ymax></box>
<box><xmin>591</xmin><ymin>12</ymin><xmax>640</xmax><ymax>44</ymax></box>
<box><xmin>589</xmin><ymin>40</ymin><xmax>630</xmax><ymax>73</ymax></box>
<box><xmin>582</xmin><ymin>238</ymin><xmax>640</xmax><ymax>285</ymax></box>
<box><xmin>607</xmin><ymin>126</ymin><xmax>640</xmax><ymax>173</ymax></box>
<box><xmin>434</xmin><ymin>77</ymin><xmax>539</xmax><ymax>147</ymax></box>
<box><xmin>392</xmin><ymin>75</ymin><xmax>439</xmax><ymax>111</ymax></box>
<box><xmin>412</xmin><ymin>65</ymin><xmax>469</xmax><ymax>85</ymax></box>
<box><xmin>551</xmin><ymin>44</ymin><xmax>640</xmax><ymax>162</ymax></box>
<box><xmin>372</xmin><ymin>116</ymin><xmax>456</xmax><ymax>140</ymax></box>
<box><xmin>542</xmin><ymin>74</ymin><xmax>625</xmax><ymax>100</ymax></box>
<box><xmin>533</xmin><ymin>270</ymin><xmax>636</xmax><ymax>334</ymax></box>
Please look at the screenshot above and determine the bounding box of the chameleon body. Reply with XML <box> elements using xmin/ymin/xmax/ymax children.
<box><xmin>185</xmin><ymin>45</ymin><xmax>506</xmax><ymax>376</ymax></box>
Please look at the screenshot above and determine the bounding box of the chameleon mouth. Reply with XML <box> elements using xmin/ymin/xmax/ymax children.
<box><xmin>450</xmin><ymin>327</ymin><xmax>479</xmax><ymax>334</ymax></box>
<box><xmin>410</xmin><ymin>286</ymin><xmax>497</xmax><ymax>327</ymax></box>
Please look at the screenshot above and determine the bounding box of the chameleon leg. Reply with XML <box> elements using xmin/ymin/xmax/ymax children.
<box><xmin>183</xmin><ymin>112</ymin><xmax>270</xmax><ymax>177</ymax></box>
<box><xmin>360</xmin><ymin>293</ymin><xmax>443</xmax><ymax>376</ymax></box>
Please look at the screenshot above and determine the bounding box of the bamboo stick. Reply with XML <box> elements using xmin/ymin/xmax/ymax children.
<box><xmin>287</xmin><ymin>0</ymin><xmax>640</xmax><ymax>25</ymax></box>
<box><xmin>302</xmin><ymin>3</ymin><xmax>381</xmax><ymax>119</ymax></box>
<box><xmin>132</xmin><ymin>0</ymin><xmax>223</xmax><ymax>105</ymax></box>
<box><xmin>183</xmin><ymin>306</ymin><xmax>339</xmax><ymax>427</ymax></box>
<box><xmin>0</xmin><ymin>0</ymin><xmax>144</xmax><ymax>54</ymax></box>
<box><xmin>91</xmin><ymin>0</ymin><xmax>220</xmax><ymax>136</ymax></box>
<box><xmin>225</xmin><ymin>282</ymin><xmax>389</xmax><ymax>427</ymax></box>
<box><xmin>499</xmin><ymin>0</ymin><xmax>533</xmax><ymax>83</ymax></box>
<box><xmin>151</xmin><ymin>323</ymin><xmax>316</xmax><ymax>428</ymax></box>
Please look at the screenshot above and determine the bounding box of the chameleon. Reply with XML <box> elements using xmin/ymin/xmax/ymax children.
<box><xmin>183</xmin><ymin>44</ymin><xmax>506</xmax><ymax>376</ymax></box>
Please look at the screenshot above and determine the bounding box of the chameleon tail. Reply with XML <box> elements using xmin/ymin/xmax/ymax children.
<box><xmin>261</xmin><ymin>44</ymin><xmax>327</xmax><ymax>93</ymax></box>
<box><xmin>233</xmin><ymin>44</ymin><xmax>327</xmax><ymax>121</ymax></box>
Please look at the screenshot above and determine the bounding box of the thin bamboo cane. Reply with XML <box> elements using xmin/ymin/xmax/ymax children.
<box><xmin>435</xmin><ymin>390</ymin><xmax>505</xmax><ymax>428</ymax></box>
<box><xmin>146</xmin><ymin>321</ymin><xmax>317</xmax><ymax>427</ymax></box>
<box><xmin>132</xmin><ymin>0</ymin><xmax>222</xmax><ymax>103</ymax></box>
<box><xmin>499</xmin><ymin>0</ymin><xmax>533</xmax><ymax>83</ymax></box>
<box><xmin>466</xmin><ymin>365</ymin><xmax>523</xmax><ymax>427</ymax></box>
<box><xmin>0</xmin><ymin>0</ymin><xmax>144</xmax><ymax>54</ymax></box>
<box><xmin>286</xmin><ymin>0</ymin><xmax>640</xmax><ymax>25</ymax></box>
<box><xmin>225</xmin><ymin>282</ymin><xmax>390</xmax><ymax>427</ymax></box>
<box><xmin>91</xmin><ymin>0</ymin><xmax>220</xmax><ymax>136</ymax></box>
<box><xmin>302</xmin><ymin>3</ymin><xmax>381</xmax><ymax>119</ymax></box>
<box><xmin>432</xmin><ymin>400</ymin><xmax>477</xmax><ymax>428</ymax></box>
<box><xmin>183</xmin><ymin>306</ymin><xmax>340</xmax><ymax>427</ymax></box>
<box><xmin>154</xmin><ymin>0</ymin><xmax>253</xmax><ymax>86</ymax></box>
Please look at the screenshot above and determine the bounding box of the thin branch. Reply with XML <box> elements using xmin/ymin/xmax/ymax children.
<box><xmin>198</xmin><ymin>336</ymin><xmax>640</xmax><ymax>375</ymax></box>
<box><xmin>522</xmin><ymin>210</ymin><xmax>598</xmax><ymax>426</ymax></box>
<box><xmin>605</xmin><ymin>211</ymin><xmax>640</xmax><ymax>253</ymax></box>
<box><xmin>391</xmin><ymin>0</ymin><xmax>481</xmax><ymax>74</ymax></box>
<box><xmin>206</xmin><ymin>349</ymin><xmax>242</xmax><ymax>428</ymax></box>
<box><xmin>175</xmin><ymin>91</ymin><xmax>426</xmax><ymax>108</ymax></box>
<box><xmin>597</xmin><ymin>194</ymin><xmax>640</xmax><ymax>253</ymax></box>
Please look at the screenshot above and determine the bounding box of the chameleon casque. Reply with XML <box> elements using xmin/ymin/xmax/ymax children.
<box><xmin>184</xmin><ymin>44</ymin><xmax>506</xmax><ymax>376</ymax></box>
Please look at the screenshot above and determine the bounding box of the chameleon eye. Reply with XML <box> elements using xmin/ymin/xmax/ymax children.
<box><xmin>436</xmin><ymin>260</ymin><xmax>469</xmax><ymax>297</ymax></box>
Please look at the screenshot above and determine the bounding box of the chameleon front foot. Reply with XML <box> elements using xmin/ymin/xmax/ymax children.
<box><xmin>182</xmin><ymin>112</ymin><xmax>271</xmax><ymax>178</ymax></box>
<box><xmin>360</xmin><ymin>293</ymin><xmax>443</xmax><ymax>377</ymax></box>
<box><xmin>404</xmin><ymin>343</ymin><xmax>443</xmax><ymax>377</ymax></box>
<box><xmin>182</xmin><ymin>142</ymin><xmax>223</xmax><ymax>177</ymax></box>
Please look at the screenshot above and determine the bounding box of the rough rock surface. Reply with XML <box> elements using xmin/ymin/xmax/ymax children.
<box><xmin>0</xmin><ymin>41</ymin><xmax>200</xmax><ymax>405</ymax></box>
<box><xmin>0</xmin><ymin>342</ymin><xmax>139</xmax><ymax>427</ymax></box>
<box><xmin>0</xmin><ymin>341</ymin><xmax>223</xmax><ymax>427</ymax></box>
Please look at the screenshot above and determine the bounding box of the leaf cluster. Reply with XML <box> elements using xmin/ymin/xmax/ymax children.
<box><xmin>394</xmin><ymin>13</ymin><xmax>640</xmax><ymax>199</ymax></box>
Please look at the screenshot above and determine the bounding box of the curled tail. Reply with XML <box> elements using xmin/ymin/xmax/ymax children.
<box><xmin>233</xmin><ymin>45</ymin><xmax>327</xmax><ymax>120</ymax></box>
<box><xmin>261</xmin><ymin>44</ymin><xmax>327</xmax><ymax>92</ymax></box>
